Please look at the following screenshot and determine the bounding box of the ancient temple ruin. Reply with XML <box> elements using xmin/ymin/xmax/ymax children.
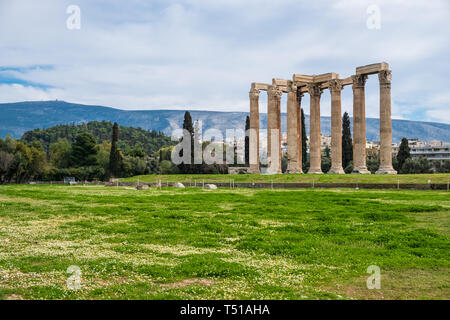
<box><xmin>249</xmin><ymin>62</ymin><xmax>396</xmax><ymax>174</ymax></box>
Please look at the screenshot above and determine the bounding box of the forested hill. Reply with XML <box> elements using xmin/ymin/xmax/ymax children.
<box><xmin>21</xmin><ymin>121</ymin><xmax>175</xmax><ymax>155</ymax></box>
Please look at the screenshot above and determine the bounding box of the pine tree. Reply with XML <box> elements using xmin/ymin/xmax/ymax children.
<box><xmin>245</xmin><ymin>116</ymin><xmax>250</xmax><ymax>166</ymax></box>
<box><xmin>108</xmin><ymin>122</ymin><xmax>122</xmax><ymax>178</ymax></box>
<box><xmin>342</xmin><ymin>112</ymin><xmax>353</xmax><ymax>170</ymax></box>
<box><xmin>397</xmin><ymin>138</ymin><xmax>411</xmax><ymax>173</ymax></box>
<box><xmin>71</xmin><ymin>132</ymin><xmax>98</xmax><ymax>167</ymax></box>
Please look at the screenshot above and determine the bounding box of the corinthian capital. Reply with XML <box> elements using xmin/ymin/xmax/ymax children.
<box><xmin>289</xmin><ymin>83</ymin><xmax>297</xmax><ymax>93</ymax></box>
<box><xmin>307</xmin><ymin>83</ymin><xmax>323</xmax><ymax>97</ymax></box>
<box><xmin>378</xmin><ymin>70</ymin><xmax>392</xmax><ymax>85</ymax></box>
<box><xmin>328</xmin><ymin>79</ymin><xmax>343</xmax><ymax>93</ymax></box>
<box><xmin>352</xmin><ymin>74</ymin><xmax>368</xmax><ymax>89</ymax></box>
<box><xmin>249</xmin><ymin>88</ymin><xmax>260</xmax><ymax>99</ymax></box>
<box><xmin>268</xmin><ymin>86</ymin><xmax>282</xmax><ymax>100</ymax></box>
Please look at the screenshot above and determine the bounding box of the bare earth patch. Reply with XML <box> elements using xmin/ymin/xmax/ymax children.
<box><xmin>161</xmin><ymin>278</ymin><xmax>216</xmax><ymax>289</ymax></box>
<box><xmin>324</xmin><ymin>268</ymin><xmax>450</xmax><ymax>300</ymax></box>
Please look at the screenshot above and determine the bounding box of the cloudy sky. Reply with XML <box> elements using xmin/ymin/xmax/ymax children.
<box><xmin>0</xmin><ymin>0</ymin><xmax>449</xmax><ymax>123</ymax></box>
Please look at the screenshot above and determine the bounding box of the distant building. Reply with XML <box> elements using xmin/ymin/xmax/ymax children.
<box><xmin>366</xmin><ymin>141</ymin><xmax>380</xmax><ymax>160</ymax></box>
<box><xmin>410</xmin><ymin>142</ymin><xmax>450</xmax><ymax>164</ymax></box>
<box><xmin>392</xmin><ymin>139</ymin><xmax>450</xmax><ymax>164</ymax></box>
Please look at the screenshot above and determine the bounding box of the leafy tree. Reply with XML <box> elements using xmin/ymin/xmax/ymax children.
<box><xmin>126</xmin><ymin>143</ymin><xmax>145</xmax><ymax>158</ymax></box>
<box><xmin>401</xmin><ymin>156</ymin><xmax>431</xmax><ymax>174</ymax></box>
<box><xmin>10</xmin><ymin>142</ymin><xmax>33</xmax><ymax>183</ymax></box>
<box><xmin>29</xmin><ymin>146</ymin><xmax>47</xmax><ymax>180</ymax></box>
<box><xmin>321</xmin><ymin>146</ymin><xmax>331</xmax><ymax>173</ymax></box>
<box><xmin>321</xmin><ymin>156</ymin><xmax>331</xmax><ymax>173</ymax></box>
<box><xmin>29</xmin><ymin>140</ymin><xmax>44</xmax><ymax>151</ymax></box>
<box><xmin>70</xmin><ymin>132</ymin><xmax>98</xmax><ymax>167</ymax></box>
<box><xmin>97</xmin><ymin>141</ymin><xmax>111</xmax><ymax>173</ymax></box>
<box><xmin>397</xmin><ymin>138</ymin><xmax>411</xmax><ymax>173</ymax></box>
<box><xmin>49</xmin><ymin>138</ymin><xmax>71</xmax><ymax>168</ymax></box>
<box><xmin>342</xmin><ymin>112</ymin><xmax>353</xmax><ymax>170</ymax></box>
<box><xmin>442</xmin><ymin>160</ymin><xmax>450</xmax><ymax>173</ymax></box>
<box><xmin>109</xmin><ymin>122</ymin><xmax>122</xmax><ymax>177</ymax></box>
<box><xmin>245</xmin><ymin>116</ymin><xmax>250</xmax><ymax>166</ymax></box>
<box><xmin>344</xmin><ymin>161</ymin><xmax>353</xmax><ymax>174</ymax></box>
<box><xmin>367</xmin><ymin>155</ymin><xmax>380</xmax><ymax>174</ymax></box>
<box><xmin>392</xmin><ymin>156</ymin><xmax>399</xmax><ymax>172</ymax></box>
<box><xmin>0</xmin><ymin>151</ymin><xmax>14</xmax><ymax>183</ymax></box>
<box><xmin>148</xmin><ymin>157</ymin><xmax>161</xmax><ymax>174</ymax></box>
<box><xmin>433</xmin><ymin>160</ymin><xmax>450</xmax><ymax>173</ymax></box>
<box><xmin>160</xmin><ymin>160</ymin><xmax>177</xmax><ymax>174</ymax></box>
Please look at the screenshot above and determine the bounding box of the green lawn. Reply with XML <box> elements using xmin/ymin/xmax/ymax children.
<box><xmin>121</xmin><ymin>173</ymin><xmax>450</xmax><ymax>185</ymax></box>
<box><xmin>0</xmin><ymin>185</ymin><xmax>449</xmax><ymax>300</ymax></box>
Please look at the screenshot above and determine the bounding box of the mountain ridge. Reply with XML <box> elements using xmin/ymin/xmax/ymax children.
<box><xmin>1</xmin><ymin>100</ymin><xmax>449</xmax><ymax>143</ymax></box>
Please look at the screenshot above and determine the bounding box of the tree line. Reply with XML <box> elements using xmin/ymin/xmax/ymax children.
<box><xmin>0</xmin><ymin>121</ymin><xmax>176</xmax><ymax>183</ymax></box>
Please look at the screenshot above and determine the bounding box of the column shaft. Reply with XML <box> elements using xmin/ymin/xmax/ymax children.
<box><xmin>267</xmin><ymin>86</ymin><xmax>282</xmax><ymax>174</ymax></box>
<box><xmin>308</xmin><ymin>84</ymin><xmax>323</xmax><ymax>174</ymax></box>
<box><xmin>249</xmin><ymin>88</ymin><xmax>260</xmax><ymax>173</ymax></box>
<box><xmin>329</xmin><ymin>80</ymin><xmax>345</xmax><ymax>174</ymax></box>
<box><xmin>352</xmin><ymin>75</ymin><xmax>370</xmax><ymax>174</ymax></box>
<box><xmin>297</xmin><ymin>90</ymin><xmax>303</xmax><ymax>172</ymax></box>
<box><xmin>286</xmin><ymin>85</ymin><xmax>301</xmax><ymax>173</ymax></box>
<box><xmin>376</xmin><ymin>70</ymin><xmax>397</xmax><ymax>174</ymax></box>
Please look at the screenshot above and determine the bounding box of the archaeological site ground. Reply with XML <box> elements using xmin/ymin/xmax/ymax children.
<box><xmin>0</xmin><ymin>183</ymin><xmax>448</xmax><ymax>300</ymax></box>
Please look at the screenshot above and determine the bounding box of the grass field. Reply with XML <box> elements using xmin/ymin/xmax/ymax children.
<box><xmin>0</xmin><ymin>185</ymin><xmax>449</xmax><ymax>300</ymax></box>
<box><xmin>121</xmin><ymin>173</ymin><xmax>450</xmax><ymax>185</ymax></box>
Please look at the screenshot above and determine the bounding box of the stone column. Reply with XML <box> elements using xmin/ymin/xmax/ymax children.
<box><xmin>297</xmin><ymin>89</ymin><xmax>304</xmax><ymax>173</ymax></box>
<box><xmin>267</xmin><ymin>86</ymin><xmax>282</xmax><ymax>174</ymax></box>
<box><xmin>328</xmin><ymin>80</ymin><xmax>345</xmax><ymax>174</ymax></box>
<box><xmin>249</xmin><ymin>87</ymin><xmax>260</xmax><ymax>173</ymax></box>
<box><xmin>307</xmin><ymin>83</ymin><xmax>323</xmax><ymax>174</ymax></box>
<box><xmin>376</xmin><ymin>70</ymin><xmax>397</xmax><ymax>174</ymax></box>
<box><xmin>286</xmin><ymin>84</ymin><xmax>302</xmax><ymax>173</ymax></box>
<box><xmin>352</xmin><ymin>75</ymin><xmax>370</xmax><ymax>174</ymax></box>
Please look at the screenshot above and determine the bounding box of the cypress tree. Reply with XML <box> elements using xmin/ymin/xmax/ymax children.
<box><xmin>397</xmin><ymin>138</ymin><xmax>411</xmax><ymax>173</ymax></box>
<box><xmin>181</xmin><ymin>112</ymin><xmax>194</xmax><ymax>173</ymax></box>
<box><xmin>301</xmin><ymin>109</ymin><xmax>307</xmax><ymax>170</ymax></box>
<box><xmin>245</xmin><ymin>116</ymin><xmax>250</xmax><ymax>166</ymax></box>
<box><xmin>342</xmin><ymin>112</ymin><xmax>353</xmax><ymax>169</ymax></box>
<box><xmin>109</xmin><ymin>122</ymin><xmax>122</xmax><ymax>178</ymax></box>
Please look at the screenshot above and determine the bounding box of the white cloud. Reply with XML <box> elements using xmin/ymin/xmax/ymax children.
<box><xmin>0</xmin><ymin>84</ymin><xmax>64</xmax><ymax>102</ymax></box>
<box><xmin>0</xmin><ymin>0</ymin><xmax>448</xmax><ymax>123</ymax></box>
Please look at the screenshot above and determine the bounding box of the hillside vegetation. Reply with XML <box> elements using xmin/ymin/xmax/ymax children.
<box><xmin>21</xmin><ymin>120</ymin><xmax>174</xmax><ymax>155</ymax></box>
